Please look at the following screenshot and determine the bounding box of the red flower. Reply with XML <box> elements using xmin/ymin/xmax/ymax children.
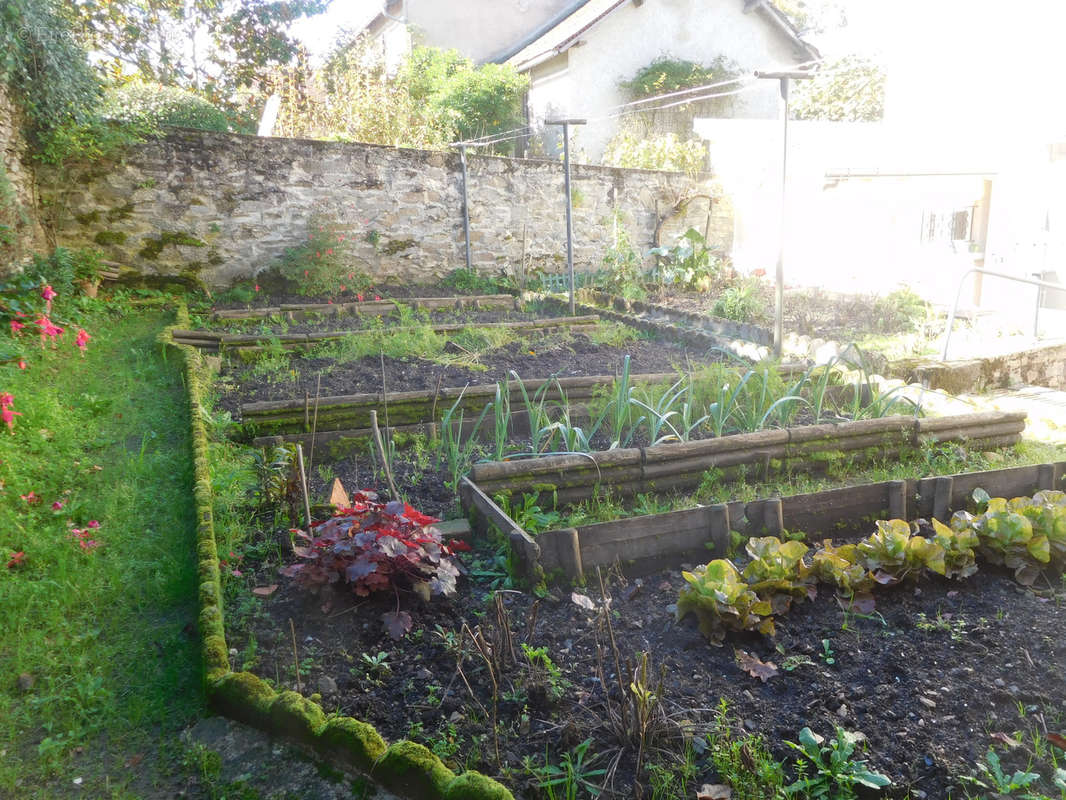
<box><xmin>254</xmin><ymin>284</ymin><xmax>261</xmax><ymax>292</ymax></box>
<box><xmin>87</xmin><ymin>520</ymin><xmax>100</xmax><ymax>529</ymax></box>
<box><xmin>17</xmin><ymin>360</ymin><xmax>26</xmax><ymax>370</ymax></box>
<box><xmin>52</xmin><ymin>500</ymin><xmax>64</xmax><ymax>511</ymax></box>
<box><xmin>374</xmin><ymin>295</ymin><xmax>381</xmax><ymax>301</ymax></box>
<box><xmin>75</xmin><ymin>329</ymin><xmax>90</xmax><ymax>354</ymax></box>
<box><xmin>339</xmin><ymin>285</ymin><xmax>346</xmax><ymax>292</ymax></box>
<box><xmin>356</xmin><ymin>293</ymin><xmax>364</xmax><ymax>302</ymax></box>
<box><xmin>446</xmin><ymin>538</ymin><xmax>471</xmax><ymax>553</ymax></box>
<box><xmin>41</xmin><ymin>285</ymin><xmax>57</xmax><ymax>313</ymax></box>
<box><xmin>315</xmin><ymin>252</ymin><xmax>321</xmax><ymax>259</ymax></box>
<box><xmin>304</xmin><ymin>270</ymin><xmax>309</xmax><ymax>278</ymax></box>
<box><xmin>753</xmin><ymin>268</ymin><xmax>766</xmax><ymax>277</ymax></box>
<box><xmin>326</xmin><ymin>248</ymin><xmax>333</xmax><ymax>255</ymax></box>
<box><xmin>10</xmin><ymin>320</ymin><xmax>24</xmax><ymax>335</ymax></box>
<box><xmin>338</xmin><ymin>235</ymin><xmax>345</xmax><ymax>242</ymax></box>
<box><xmin>20</xmin><ymin>491</ymin><xmax>39</xmax><ymax>504</ymax></box>
<box><xmin>6</xmin><ymin>551</ymin><xmax>25</xmax><ymax>569</ymax></box>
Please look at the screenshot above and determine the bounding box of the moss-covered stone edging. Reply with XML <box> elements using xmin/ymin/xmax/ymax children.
<box><xmin>170</xmin><ymin>304</ymin><xmax>515</xmax><ymax>800</ymax></box>
<box><xmin>892</xmin><ymin>339</ymin><xmax>1066</xmax><ymax>395</ymax></box>
<box><xmin>463</xmin><ymin>461</ymin><xmax>1066</xmax><ymax>583</ymax></box>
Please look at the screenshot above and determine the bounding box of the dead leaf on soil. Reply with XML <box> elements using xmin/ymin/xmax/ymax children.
<box><xmin>382</xmin><ymin>610</ymin><xmax>413</xmax><ymax>640</ymax></box>
<box><xmin>697</xmin><ymin>784</ymin><xmax>732</xmax><ymax>799</ymax></box>
<box><xmin>990</xmin><ymin>732</ymin><xmax>1022</xmax><ymax>749</ymax></box>
<box><xmin>125</xmin><ymin>753</ymin><xmax>143</xmax><ymax>769</ymax></box>
<box><xmin>735</xmin><ymin>649</ymin><xmax>778</xmax><ymax>682</ymax></box>
<box><xmin>571</xmin><ymin>591</ymin><xmax>597</xmax><ymax>611</ymax></box>
<box><xmin>1044</xmin><ymin>732</ymin><xmax>1066</xmax><ymax>751</ymax></box>
<box><xmin>252</xmin><ymin>585</ymin><xmax>278</xmax><ymax>597</ymax></box>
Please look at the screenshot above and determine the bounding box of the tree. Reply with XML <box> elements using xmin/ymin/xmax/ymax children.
<box><xmin>65</xmin><ymin>0</ymin><xmax>327</xmax><ymax>106</ymax></box>
<box><xmin>789</xmin><ymin>54</ymin><xmax>885</xmax><ymax>122</ymax></box>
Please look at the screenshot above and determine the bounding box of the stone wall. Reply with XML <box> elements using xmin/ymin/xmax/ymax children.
<box><xmin>899</xmin><ymin>341</ymin><xmax>1066</xmax><ymax>393</ymax></box>
<box><xmin>43</xmin><ymin>129</ymin><xmax>731</xmax><ymax>289</ymax></box>
<box><xmin>0</xmin><ymin>83</ymin><xmax>42</xmax><ymax>273</ymax></box>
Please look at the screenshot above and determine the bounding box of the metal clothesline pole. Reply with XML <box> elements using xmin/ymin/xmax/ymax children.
<box><xmin>546</xmin><ymin>118</ymin><xmax>586</xmax><ymax>315</ymax></box>
<box><xmin>756</xmin><ymin>70</ymin><xmax>812</xmax><ymax>360</ymax></box>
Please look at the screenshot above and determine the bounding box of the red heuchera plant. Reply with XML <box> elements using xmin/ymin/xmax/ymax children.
<box><xmin>279</xmin><ymin>491</ymin><xmax>460</xmax><ymax>638</ymax></box>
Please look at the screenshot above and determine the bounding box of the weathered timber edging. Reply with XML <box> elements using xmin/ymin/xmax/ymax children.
<box><xmin>469</xmin><ymin>412</ymin><xmax>1028</xmax><ymax>507</ymax></box>
<box><xmin>575</xmin><ymin>288</ymin><xmax>774</xmax><ymax>347</ymax></box>
<box><xmin>529</xmin><ymin>291</ymin><xmax>771</xmax><ymax>360</ymax></box>
<box><xmin>171</xmin><ymin>312</ymin><xmax>515</xmax><ymax>800</ymax></box>
<box><xmin>241</xmin><ymin>371</ymin><xmax>679</xmax><ymax>438</ymax></box>
<box><xmin>172</xmin><ymin>314</ymin><xmax>599</xmax><ymax>351</ymax></box>
<box><xmin>461</xmin><ymin>460</ymin><xmax>1065</xmax><ymax>582</ymax></box>
<box><xmin>211</xmin><ymin>294</ymin><xmax>519</xmax><ymax>322</ymax></box>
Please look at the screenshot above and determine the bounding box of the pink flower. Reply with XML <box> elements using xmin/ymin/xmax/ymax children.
<box><xmin>75</xmin><ymin>329</ymin><xmax>90</xmax><ymax>354</ymax></box>
<box><xmin>87</xmin><ymin>520</ymin><xmax>100</xmax><ymax>529</ymax></box>
<box><xmin>315</xmin><ymin>252</ymin><xmax>321</xmax><ymax>259</ymax></box>
<box><xmin>356</xmin><ymin>293</ymin><xmax>364</xmax><ymax>302</ymax></box>
<box><xmin>753</xmin><ymin>268</ymin><xmax>766</xmax><ymax>277</ymax></box>
<box><xmin>6</xmin><ymin>551</ymin><xmax>25</xmax><ymax>569</ymax></box>
<box><xmin>374</xmin><ymin>295</ymin><xmax>381</xmax><ymax>301</ymax></box>
<box><xmin>35</xmin><ymin>316</ymin><xmax>64</xmax><ymax>348</ymax></box>
<box><xmin>254</xmin><ymin>284</ymin><xmax>260</xmax><ymax>292</ymax></box>
<box><xmin>2</xmin><ymin>406</ymin><xmax>21</xmax><ymax>432</ymax></box>
<box><xmin>20</xmin><ymin>491</ymin><xmax>39</xmax><ymax>504</ymax></box>
<box><xmin>304</xmin><ymin>270</ymin><xmax>309</xmax><ymax>278</ymax></box>
<box><xmin>338</xmin><ymin>235</ymin><xmax>345</xmax><ymax>242</ymax></box>
<box><xmin>0</xmin><ymin>392</ymin><xmax>13</xmax><ymax>408</ymax></box>
<box><xmin>10</xmin><ymin>319</ymin><xmax>24</xmax><ymax>335</ymax></box>
<box><xmin>339</xmin><ymin>285</ymin><xmax>346</xmax><ymax>292</ymax></box>
<box><xmin>17</xmin><ymin>360</ymin><xmax>26</xmax><ymax>370</ymax></box>
<box><xmin>52</xmin><ymin>500</ymin><xmax>64</xmax><ymax>511</ymax></box>
<box><xmin>326</xmin><ymin>248</ymin><xmax>333</xmax><ymax>255</ymax></box>
<box><xmin>41</xmin><ymin>285</ymin><xmax>57</xmax><ymax>312</ymax></box>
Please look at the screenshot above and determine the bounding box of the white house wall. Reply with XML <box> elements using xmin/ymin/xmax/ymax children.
<box><xmin>406</xmin><ymin>0</ymin><xmax>578</xmax><ymax>63</ymax></box>
<box><xmin>525</xmin><ymin>0</ymin><xmax>800</xmax><ymax>161</ymax></box>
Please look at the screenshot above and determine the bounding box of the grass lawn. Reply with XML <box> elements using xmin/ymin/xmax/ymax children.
<box><xmin>0</xmin><ymin>299</ymin><xmax>204</xmax><ymax>798</ymax></box>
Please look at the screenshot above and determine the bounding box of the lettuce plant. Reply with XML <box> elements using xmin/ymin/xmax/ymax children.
<box><xmin>930</xmin><ymin>518</ymin><xmax>979</xmax><ymax>579</ymax></box>
<box><xmin>810</xmin><ymin>540</ymin><xmax>873</xmax><ymax>596</ymax></box>
<box><xmin>742</xmin><ymin>537</ymin><xmax>816</xmax><ymax>613</ymax></box>
<box><xmin>970</xmin><ymin>497</ymin><xmax>1050</xmax><ymax>585</ymax></box>
<box><xmin>856</xmin><ymin>519</ymin><xmax>946</xmax><ymax>584</ymax></box>
<box><xmin>677</xmin><ymin>559</ymin><xmax>775</xmax><ymax>644</ymax></box>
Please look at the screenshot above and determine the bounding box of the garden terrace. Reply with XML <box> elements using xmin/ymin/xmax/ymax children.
<box><xmin>171</xmin><ymin>315</ymin><xmax>601</xmax><ymax>352</ymax></box>
<box><xmin>468</xmin><ymin>411</ymin><xmax>1029</xmax><ymax>509</ymax></box>
<box><xmin>210</xmin><ymin>293</ymin><xmax>520</xmax><ymax>323</ymax></box>
<box><xmin>463</xmin><ymin>456</ymin><xmax>1062</xmax><ymax>584</ymax></box>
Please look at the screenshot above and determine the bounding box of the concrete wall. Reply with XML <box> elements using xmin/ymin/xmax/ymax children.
<box><xmin>0</xmin><ymin>83</ymin><xmax>43</xmax><ymax>273</ymax></box>
<box><xmin>525</xmin><ymin>0</ymin><xmax>801</xmax><ymax>161</ymax></box>
<box><xmin>43</xmin><ymin>129</ymin><xmax>729</xmax><ymax>289</ymax></box>
<box><xmin>903</xmin><ymin>341</ymin><xmax>1066</xmax><ymax>394</ymax></box>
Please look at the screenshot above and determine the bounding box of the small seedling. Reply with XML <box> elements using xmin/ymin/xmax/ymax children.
<box><xmin>819</xmin><ymin>639</ymin><xmax>836</xmax><ymax>666</ymax></box>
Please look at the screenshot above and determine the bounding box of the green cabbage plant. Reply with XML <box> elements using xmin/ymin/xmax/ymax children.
<box><xmin>856</xmin><ymin>519</ymin><xmax>946</xmax><ymax>583</ymax></box>
<box><xmin>742</xmin><ymin>537</ymin><xmax>816</xmax><ymax>613</ymax></box>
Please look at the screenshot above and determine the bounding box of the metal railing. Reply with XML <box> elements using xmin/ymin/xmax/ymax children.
<box><xmin>941</xmin><ymin>267</ymin><xmax>1066</xmax><ymax>361</ymax></box>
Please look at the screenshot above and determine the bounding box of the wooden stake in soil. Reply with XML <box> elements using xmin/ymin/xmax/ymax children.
<box><xmin>295</xmin><ymin>443</ymin><xmax>313</xmax><ymax>529</ymax></box>
<box><xmin>289</xmin><ymin>618</ymin><xmax>301</xmax><ymax>694</ymax></box>
<box><xmin>370</xmin><ymin>410</ymin><xmax>399</xmax><ymax>499</ymax></box>
<box><xmin>307</xmin><ymin>373</ymin><xmax>321</xmax><ymax>479</ymax></box>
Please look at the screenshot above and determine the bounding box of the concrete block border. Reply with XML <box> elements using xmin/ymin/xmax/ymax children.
<box><xmin>171</xmin><ymin>302</ymin><xmax>515</xmax><ymax>800</ymax></box>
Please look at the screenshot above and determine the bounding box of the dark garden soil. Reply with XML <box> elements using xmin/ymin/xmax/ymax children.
<box><xmin>213</xmin><ymin>283</ymin><xmax>511</xmax><ymax>310</ymax></box>
<box><xmin>647</xmin><ymin>285</ymin><xmax>930</xmax><ymax>344</ymax></box>
<box><xmin>216</xmin><ymin>331</ymin><xmax>723</xmax><ymax>412</ymax></box>
<box><xmin>227</xmin><ymin>541</ymin><xmax>1066</xmax><ymax>799</ymax></box>
<box><xmin>204</xmin><ymin>307</ymin><xmax>538</xmax><ymax>335</ymax></box>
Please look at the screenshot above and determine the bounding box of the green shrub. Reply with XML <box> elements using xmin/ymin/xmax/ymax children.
<box><xmin>101</xmin><ymin>81</ymin><xmax>230</xmax><ymax>132</ymax></box>
<box><xmin>276</xmin><ymin>219</ymin><xmax>369</xmax><ymax>297</ymax></box>
<box><xmin>620</xmin><ymin>56</ymin><xmax>738</xmax><ymax>100</ymax></box>
<box><xmin>603</xmin><ymin>131</ymin><xmax>706</xmax><ymax>175</ymax></box>
<box><xmin>712</xmin><ymin>281</ymin><xmax>764</xmax><ymax>322</ymax></box>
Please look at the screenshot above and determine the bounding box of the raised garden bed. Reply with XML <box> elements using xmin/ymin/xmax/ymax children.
<box><xmin>211</xmin><ymin>294</ymin><xmax>520</xmax><ymax>322</ymax></box>
<box><xmin>174</xmin><ymin>315</ymin><xmax>602</xmax><ymax>352</ymax></box>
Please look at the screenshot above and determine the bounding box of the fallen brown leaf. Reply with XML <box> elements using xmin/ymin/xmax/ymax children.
<box><xmin>252</xmin><ymin>585</ymin><xmax>278</xmax><ymax>597</ymax></box>
<box><xmin>736</xmin><ymin>649</ymin><xmax>778</xmax><ymax>682</ymax></box>
<box><xmin>990</xmin><ymin>732</ymin><xmax>1022</xmax><ymax>749</ymax></box>
<box><xmin>1046</xmin><ymin>732</ymin><xmax>1066</xmax><ymax>751</ymax></box>
<box><xmin>125</xmin><ymin>753</ymin><xmax>143</xmax><ymax>768</ymax></box>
